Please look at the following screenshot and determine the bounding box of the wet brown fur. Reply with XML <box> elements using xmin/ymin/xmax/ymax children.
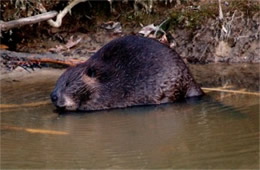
<box><xmin>51</xmin><ymin>35</ymin><xmax>204</xmax><ymax>111</ymax></box>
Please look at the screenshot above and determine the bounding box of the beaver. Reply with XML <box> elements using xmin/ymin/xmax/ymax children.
<box><xmin>51</xmin><ymin>35</ymin><xmax>204</xmax><ymax>111</ymax></box>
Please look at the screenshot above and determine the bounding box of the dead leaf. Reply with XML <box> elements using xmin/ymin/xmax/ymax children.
<box><xmin>49</xmin><ymin>36</ymin><xmax>82</xmax><ymax>52</ymax></box>
<box><xmin>101</xmin><ymin>21</ymin><xmax>122</xmax><ymax>33</ymax></box>
<box><xmin>139</xmin><ymin>24</ymin><xmax>157</xmax><ymax>37</ymax></box>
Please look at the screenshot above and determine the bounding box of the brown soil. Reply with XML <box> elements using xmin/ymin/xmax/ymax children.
<box><xmin>0</xmin><ymin>0</ymin><xmax>259</xmax><ymax>71</ymax></box>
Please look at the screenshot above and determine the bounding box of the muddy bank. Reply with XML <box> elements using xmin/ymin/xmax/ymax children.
<box><xmin>0</xmin><ymin>0</ymin><xmax>259</xmax><ymax>70</ymax></box>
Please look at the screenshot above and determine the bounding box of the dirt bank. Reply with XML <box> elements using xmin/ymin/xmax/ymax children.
<box><xmin>1</xmin><ymin>0</ymin><xmax>259</xmax><ymax>71</ymax></box>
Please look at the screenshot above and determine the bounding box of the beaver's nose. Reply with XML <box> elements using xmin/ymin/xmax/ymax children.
<box><xmin>50</xmin><ymin>92</ymin><xmax>58</xmax><ymax>103</ymax></box>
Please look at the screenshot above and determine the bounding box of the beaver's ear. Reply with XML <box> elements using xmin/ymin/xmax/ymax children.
<box><xmin>86</xmin><ymin>68</ymin><xmax>96</xmax><ymax>78</ymax></box>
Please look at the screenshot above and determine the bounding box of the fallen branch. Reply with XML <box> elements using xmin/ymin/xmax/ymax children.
<box><xmin>38</xmin><ymin>0</ymin><xmax>87</xmax><ymax>28</ymax></box>
<box><xmin>0</xmin><ymin>11</ymin><xmax>58</xmax><ymax>32</ymax></box>
<box><xmin>0</xmin><ymin>50</ymin><xmax>85</xmax><ymax>68</ymax></box>
<box><xmin>0</xmin><ymin>0</ymin><xmax>87</xmax><ymax>31</ymax></box>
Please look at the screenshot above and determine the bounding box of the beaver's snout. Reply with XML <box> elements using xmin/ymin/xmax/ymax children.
<box><xmin>50</xmin><ymin>90</ymin><xmax>78</xmax><ymax>111</ymax></box>
<box><xmin>50</xmin><ymin>92</ymin><xmax>58</xmax><ymax>103</ymax></box>
<box><xmin>50</xmin><ymin>91</ymin><xmax>63</xmax><ymax>107</ymax></box>
<box><xmin>50</xmin><ymin>91</ymin><xmax>64</xmax><ymax>110</ymax></box>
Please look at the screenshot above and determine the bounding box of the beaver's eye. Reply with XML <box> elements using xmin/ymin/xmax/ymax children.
<box><xmin>86</xmin><ymin>68</ymin><xmax>96</xmax><ymax>78</ymax></box>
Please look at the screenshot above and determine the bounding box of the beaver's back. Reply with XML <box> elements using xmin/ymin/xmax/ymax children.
<box><xmin>88</xmin><ymin>35</ymin><xmax>202</xmax><ymax>105</ymax></box>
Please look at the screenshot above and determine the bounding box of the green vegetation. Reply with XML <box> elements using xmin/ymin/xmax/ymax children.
<box><xmin>170</xmin><ymin>3</ymin><xmax>218</xmax><ymax>30</ymax></box>
<box><xmin>1</xmin><ymin>0</ymin><xmax>259</xmax><ymax>31</ymax></box>
<box><xmin>169</xmin><ymin>0</ymin><xmax>259</xmax><ymax>30</ymax></box>
<box><xmin>229</xmin><ymin>0</ymin><xmax>260</xmax><ymax>17</ymax></box>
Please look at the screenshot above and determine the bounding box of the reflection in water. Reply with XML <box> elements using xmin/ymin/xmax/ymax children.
<box><xmin>190</xmin><ymin>63</ymin><xmax>260</xmax><ymax>91</ymax></box>
<box><xmin>1</xmin><ymin>65</ymin><xmax>259</xmax><ymax>169</ymax></box>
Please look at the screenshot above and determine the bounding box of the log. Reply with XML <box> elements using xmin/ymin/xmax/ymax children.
<box><xmin>0</xmin><ymin>50</ymin><xmax>85</xmax><ymax>67</ymax></box>
<box><xmin>0</xmin><ymin>11</ymin><xmax>58</xmax><ymax>32</ymax></box>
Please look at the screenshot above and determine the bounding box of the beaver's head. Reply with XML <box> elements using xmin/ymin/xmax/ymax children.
<box><xmin>50</xmin><ymin>61</ymin><xmax>105</xmax><ymax>111</ymax></box>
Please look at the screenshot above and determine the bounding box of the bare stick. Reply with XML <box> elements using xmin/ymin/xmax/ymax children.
<box><xmin>0</xmin><ymin>11</ymin><xmax>58</xmax><ymax>32</ymax></box>
<box><xmin>218</xmin><ymin>0</ymin><xmax>223</xmax><ymax>20</ymax></box>
<box><xmin>43</xmin><ymin>0</ymin><xmax>87</xmax><ymax>28</ymax></box>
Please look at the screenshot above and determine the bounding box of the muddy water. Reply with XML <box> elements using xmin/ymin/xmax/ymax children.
<box><xmin>1</xmin><ymin>64</ymin><xmax>259</xmax><ymax>169</ymax></box>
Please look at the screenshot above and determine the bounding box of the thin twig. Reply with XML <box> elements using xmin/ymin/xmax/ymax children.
<box><xmin>43</xmin><ymin>0</ymin><xmax>87</xmax><ymax>28</ymax></box>
<box><xmin>218</xmin><ymin>0</ymin><xmax>223</xmax><ymax>20</ymax></box>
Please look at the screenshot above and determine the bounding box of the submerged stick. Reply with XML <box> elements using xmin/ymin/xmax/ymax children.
<box><xmin>0</xmin><ymin>100</ymin><xmax>50</xmax><ymax>109</ymax></box>
<box><xmin>1</xmin><ymin>125</ymin><xmax>69</xmax><ymax>135</ymax></box>
<box><xmin>202</xmin><ymin>87</ymin><xmax>260</xmax><ymax>96</ymax></box>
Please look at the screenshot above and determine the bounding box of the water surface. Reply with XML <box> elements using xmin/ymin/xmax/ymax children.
<box><xmin>1</xmin><ymin>64</ymin><xmax>259</xmax><ymax>169</ymax></box>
